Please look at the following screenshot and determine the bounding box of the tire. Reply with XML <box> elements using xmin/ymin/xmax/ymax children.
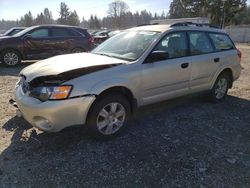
<box><xmin>0</xmin><ymin>49</ymin><xmax>21</xmax><ymax>67</ymax></box>
<box><xmin>71</xmin><ymin>48</ymin><xmax>85</xmax><ymax>53</ymax></box>
<box><xmin>86</xmin><ymin>94</ymin><xmax>131</xmax><ymax>140</ymax></box>
<box><xmin>208</xmin><ymin>73</ymin><xmax>230</xmax><ymax>103</ymax></box>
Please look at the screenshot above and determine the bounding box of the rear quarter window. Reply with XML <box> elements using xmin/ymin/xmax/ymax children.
<box><xmin>68</xmin><ymin>29</ymin><xmax>82</xmax><ymax>37</ymax></box>
<box><xmin>75</xmin><ymin>28</ymin><xmax>89</xmax><ymax>37</ymax></box>
<box><xmin>209</xmin><ymin>33</ymin><xmax>234</xmax><ymax>51</ymax></box>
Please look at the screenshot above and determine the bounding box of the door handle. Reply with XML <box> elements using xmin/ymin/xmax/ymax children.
<box><xmin>181</xmin><ymin>63</ymin><xmax>189</xmax><ymax>69</ymax></box>
<box><xmin>214</xmin><ymin>58</ymin><xmax>220</xmax><ymax>63</ymax></box>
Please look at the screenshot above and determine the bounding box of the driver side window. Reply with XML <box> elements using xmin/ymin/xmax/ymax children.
<box><xmin>154</xmin><ymin>32</ymin><xmax>188</xmax><ymax>59</ymax></box>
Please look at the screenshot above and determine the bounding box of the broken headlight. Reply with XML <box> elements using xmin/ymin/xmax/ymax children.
<box><xmin>30</xmin><ymin>85</ymin><xmax>73</xmax><ymax>101</ymax></box>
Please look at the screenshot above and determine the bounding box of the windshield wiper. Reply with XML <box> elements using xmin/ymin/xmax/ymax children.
<box><xmin>94</xmin><ymin>53</ymin><xmax>113</xmax><ymax>58</ymax></box>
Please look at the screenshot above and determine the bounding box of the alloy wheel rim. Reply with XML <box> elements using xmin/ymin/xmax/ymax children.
<box><xmin>97</xmin><ymin>102</ymin><xmax>126</xmax><ymax>135</ymax></box>
<box><xmin>4</xmin><ymin>52</ymin><xmax>19</xmax><ymax>66</ymax></box>
<box><xmin>215</xmin><ymin>78</ymin><xmax>227</xmax><ymax>99</ymax></box>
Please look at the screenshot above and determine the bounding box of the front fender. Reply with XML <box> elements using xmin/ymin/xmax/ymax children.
<box><xmin>89</xmin><ymin>78</ymin><xmax>139</xmax><ymax>99</ymax></box>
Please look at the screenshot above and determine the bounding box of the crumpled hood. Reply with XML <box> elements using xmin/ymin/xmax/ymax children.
<box><xmin>21</xmin><ymin>53</ymin><xmax>128</xmax><ymax>82</ymax></box>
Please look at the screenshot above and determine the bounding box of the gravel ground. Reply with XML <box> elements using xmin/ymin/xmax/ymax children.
<box><xmin>0</xmin><ymin>45</ymin><xmax>249</xmax><ymax>188</ymax></box>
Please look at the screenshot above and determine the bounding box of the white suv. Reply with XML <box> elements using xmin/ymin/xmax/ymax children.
<box><xmin>12</xmin><ymin>23</ymin><xmax>242</xmax><ymax>139</ymax></box>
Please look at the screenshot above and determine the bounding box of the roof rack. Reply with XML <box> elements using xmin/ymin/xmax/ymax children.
<box><xmin>170</xmin><ymin>22</ymin><xmax>220</xmax><ymax>29</ymax></box>
<box><xmin>137</xmin><ymin>23</ymin><xmax>159</xmax><ymax>27</ymax></box>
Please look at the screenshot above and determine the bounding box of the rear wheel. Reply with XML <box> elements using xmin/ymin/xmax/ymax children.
<box><xmin>86</xmin><ymin>94</ymin><xmax>131</xmax><ymax>140</ymax></box>
<box><xmin>208</xmin><ymin>73</ymin><xmax>230</xmax><ymax>103</ymax></box>
<box><xmin>1</xmin><ymin>49</ymin><xmax>21</xmax><ymax>67</ymax></box>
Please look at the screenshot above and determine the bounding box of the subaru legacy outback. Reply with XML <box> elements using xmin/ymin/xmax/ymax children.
<box><xmin>11</xmin><ymin>23</ymin><xmax>242</xmax><ymax>139</ymax></box>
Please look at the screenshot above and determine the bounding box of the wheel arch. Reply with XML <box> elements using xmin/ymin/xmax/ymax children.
<box><xmin>71</xmin><ymin>47</ymin><xmax>86</xmax><ymax>52</ymax></box>
<box><xmin>218</xmin><ymin>68</ymin><xmax>233</xmax><ymax>88</ymax></box>
<box><xmin>88</xmin><ymin>86</ymin><xmax>138</xmax><ymax>118</ymax></box>
<box><xmin>0</xmin><ymin>48</ymin><xmax>24</xmax><ymax>60</ymax></box>
<box><xmin>212</xmin><ymin>67</ymin><xmax>234</xmax><ymax>89</ymax></box>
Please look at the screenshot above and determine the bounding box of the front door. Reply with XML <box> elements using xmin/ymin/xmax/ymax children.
<box><xmin>141</xmin><ymin>32</ymin><xmax>191</xmax><ymax>105</ymax></box>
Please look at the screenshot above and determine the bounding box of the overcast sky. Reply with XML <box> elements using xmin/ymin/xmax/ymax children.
<box><xmin>0</xmin><ymin>0</ymin><xmax>169</xmax><ymax>20</ymax></box>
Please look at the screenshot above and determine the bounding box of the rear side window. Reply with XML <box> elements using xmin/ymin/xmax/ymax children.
<box><xmin>209</xmin><ymin>33</ymin><xmax>234</xmax><ymax>51</ymax></box>
<box><xmin>188</xmin><ymin>32</ymin><xmax>213</xmax><ymax>55</ymax></box>
<box><xmin>154</xmin><ymin>32</ymin><xmax>188</xmax><ymax>59</ymax></box>
<box><xmin>75</xmin><ymin>28</ymin><xmax>88</xmax><ymax>37</ymax></box>
<box><xmin>51</xmin><ymin>28</ymin><xmax>71</xmax><ymax>37</ymax></box>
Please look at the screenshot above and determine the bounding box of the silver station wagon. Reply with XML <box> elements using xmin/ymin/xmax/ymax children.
<box><xmin>12</xmin><ymin>23</ymin><xmax>242</xmax><ymax>139</ymax></box>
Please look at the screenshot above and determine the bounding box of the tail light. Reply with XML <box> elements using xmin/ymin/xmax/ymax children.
<box><xmin>237</xmin><ymin>48</ymin><xmax>242</xmax><ymax>63</ymax></box>
<box><xmin>88</xmin><ymin>36</ymin><xmax>94</xmax><ymax>46</ymax></box>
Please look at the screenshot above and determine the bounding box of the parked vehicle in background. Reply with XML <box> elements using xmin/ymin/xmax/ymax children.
<box><xmin>12</xmin><ymin>23</ymin><xmax>241</xmax><ymax>140</ymax></box>
<box><xmin>93</xmin><ymin>30</ymin><xmax>110</xmax><ymax>45</ymax></box>
<box><xmin>0</xmin><ymin>27</ymin><xmax>26</xmax><ymax>37</ymax></box>
<box><xmin>90</xmin><ymin>30</ymin><xmax>99</xmax><ymax>36</ymax></box>
<box><xmin>108</xmin><ymin>30</ymin><xmax>120</xmax><ymax>38</ymax></box>
<box><xmin>0</xmin><ymin>25</ymin><xmax>94</xmax><ymax>66</ymax></box>
<box><xmin>93</xmin><ymin>30</ymin><xmax>121</xmax><ymax>45</ymax></box>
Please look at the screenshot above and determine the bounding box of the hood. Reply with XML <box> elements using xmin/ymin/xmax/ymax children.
<box><xmin>21</xmin><ymin>53</ymin><xmax>128</xmax><ymax>82</ymax></box>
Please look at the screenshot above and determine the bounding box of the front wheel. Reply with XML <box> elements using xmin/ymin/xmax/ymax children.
<box><xmin>86</xmin><ymin>94</ymin><xmax>131</xmax><ymax>140</ymax></box>
<box><xmin>1</xmin><ymin>49</ymin><xmax>21</xmax><ymax>67</ymax></box>
<box><xmin>209</xmin><ymin>74</ymin><xmax>230</xmax><ymax>103</ymax></box>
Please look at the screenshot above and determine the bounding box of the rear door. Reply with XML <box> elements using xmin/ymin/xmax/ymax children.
<box><xmin>23</xmin><ymin>28</ymin><xmax>52</xmax><ymax>59</ymax></box>
<box><xmin>187</xmin><ymin>31</ymin><xmax>220</xmax><ymax>91</ymax></box>
<box><xmin>141</xmin><ymin>32</ymin><xmax>191</xmax><ymax>105</ymax></box>
<box><xmin>50</xmin><ymin>27</ymin><xmax>85</xmax><ymax>55</ymax></box>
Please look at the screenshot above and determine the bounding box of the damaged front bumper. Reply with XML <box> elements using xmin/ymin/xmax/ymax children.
<box><xmin>11</xmin><ymin>86</ymin><xmax>96</xmax><ymax>132</ymax></box>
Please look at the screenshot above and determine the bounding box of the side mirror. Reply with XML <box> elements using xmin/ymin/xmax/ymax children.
<box><xmin>23</xmin><ymin>34</ymin><xmax>32</xmax><ymax>40</ymax></box>
<box><xmin>145</xmin><ymin>51</ymin><xmax>169</xmax><ymax>63</ymax></box>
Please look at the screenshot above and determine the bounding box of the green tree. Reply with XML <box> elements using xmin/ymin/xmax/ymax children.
<box><xmin>169</xmin><ymin>0</ymin><xmax>247</xmax><ymax>26</ymax></box>
<box><xmin>94</xmin><ymin>15</ymin><xmax>101</xmax><ymax>29</ymax></box>
<box><xmin>208</xmin><ymin>0</ymin><xmax>246</xmax><ymax>26</ymax></box>
<box><xmin>20</xmin><ymin>11</ymin><xmax>33</xmax><ymax>26</ymax></box>
<box><xmin>35</xmin><ymin>13</ymin><xmax>45</xmax><ymax>25</ymax></box>
<box><xmin>44</xmin><ymin>8</ymin><xmax>53</xmax><ymax>24</ymax></box>
<box><xmin>233</xmin><ymin>5</ymin><xmax>250</xmax><ymax>25</ymax></box>
<box><xmin>68</xmin><ymin>10</ymin><xmax>80</xmax><ymax>26</ymax></box>
<box><xmin>58</xmin><ymin>2</ymin><xmax>70</xmax><ymax>24</ymax></box>
<box><xmin>107</xmin><ymin>0</ymin><xmax>130</xmax><ymax>29</ymax></box>
<box><xmin>169</xmin><ymin>0</ymin><xmax>190</xmax><ymax>18</ymax></box>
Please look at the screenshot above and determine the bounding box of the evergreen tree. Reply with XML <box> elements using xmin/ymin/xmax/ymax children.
<box><xmin>169</xmin><ymin>0</ymin><xmax>247</xmax><ymax>26</ymax></box>
<box><xmin>44</xmin><ymin>8</ymin><xmax>53</xmax><ymax>24</ymax></box>
<box><xmin>58</xmin><ymin>2</ymin><xmax>70</xmax><ymax>24</ymax></box>
<box><xmin>68</xmin><ymin>10</ymin><xmax>80</xmax><ymax>26</ymax></box>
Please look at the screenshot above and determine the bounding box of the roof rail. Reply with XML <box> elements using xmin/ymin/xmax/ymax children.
<box><xmin>137</xmin><ymin>23</ymin><xmax>159</xmax><ymax>27</ymax></box>
<box><xmin>170</xmin><ymin>22</ymin><xmax>219</xmax><ymax>29</ymax></box>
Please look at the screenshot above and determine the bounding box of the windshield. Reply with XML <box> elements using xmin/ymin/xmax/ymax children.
<box><xmin>13</xmin><ymin>26</ymin><xmax>36</xmax><ymax>37</ymax></box>
<box><xmin>92</xmin><ymin>30</ymin><xmax>160</xmax><ymax>61</ymax></box>
<box><xmin>3</xmin><ymin>28</ymin><xmax>14</xmax><ymax>35</ymax></box>
<box><xmin>8</xmin><ymin>29</ymin><xmax>24</xmax><ymax>36</ymax></box>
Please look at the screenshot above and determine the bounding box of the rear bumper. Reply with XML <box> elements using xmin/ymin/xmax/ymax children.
<box><xmin>14</xmin><ymin>86</ymin><xmax>95</xmax><ymax>132</ymax></box>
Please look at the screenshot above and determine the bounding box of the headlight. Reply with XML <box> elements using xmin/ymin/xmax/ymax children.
<box><xmin>30</xmin><ymin>85</ymin><xmax>73</xmax><ymax>101</ymax></box>
<box><xmin>15</xmin><ymin>77</ymin><xmax>25</xmax><ymax>89</ymax></box>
